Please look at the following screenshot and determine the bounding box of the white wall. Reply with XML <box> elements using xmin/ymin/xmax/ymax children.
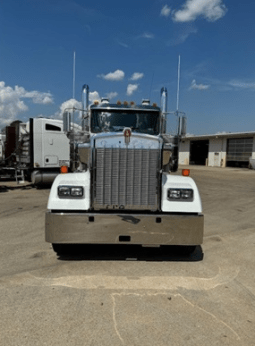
<box><xmin>179</xmin><ymin>140</ymin><xmax>190</xmax><ymax>165</ymax></box>
<box><xmin>208</xmin><ymin>138</ymin><xmax>227</xmax><ymax>167</ymax></box>
<box><xmin>252</xmin><ymin>136</ymin><xmax>255</xmax><ymax>159</ymax></box>
<box><xmin>179</xmin><ymin>135</ymin><xmax>255</xmax><ymax>167</ymax></box>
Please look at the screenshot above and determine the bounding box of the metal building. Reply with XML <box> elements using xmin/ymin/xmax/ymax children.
<box><xmin>179</xmin><ymin>131</ymin><xmax>255</xmax><ymax>168</ymax></box>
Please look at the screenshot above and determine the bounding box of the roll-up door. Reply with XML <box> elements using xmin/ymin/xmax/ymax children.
<box><xmin>226</xmin><ymin>138</ymin><xmax>253</xmax><ymax>166</ymax></box>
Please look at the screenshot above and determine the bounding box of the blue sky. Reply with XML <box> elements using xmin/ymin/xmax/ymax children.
<box><xmin>0</xmin><ymin>0</ymin><xmax>255</xmax><ymax>135</ymax></box>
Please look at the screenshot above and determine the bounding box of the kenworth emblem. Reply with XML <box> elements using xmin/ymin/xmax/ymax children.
<box><xmin>123</xmin><ymin>128</ymin><xmax>132</xmax><ymax>145</ymax></box>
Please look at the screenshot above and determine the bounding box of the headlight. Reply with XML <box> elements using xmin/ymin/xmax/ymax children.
<box><xmin>58</xmin><ymin>186</ymin><xmax>84</xmax><ymax>198</ymax></box>
<box><xmin>167</xmin><ymin>188</ymin><xmax>193</xmax><ymax>201</ymax></box>
<box><xmin>70</xmin><ymin>187</ymin><xmax>84</xmax><ymax>197</ymax></box>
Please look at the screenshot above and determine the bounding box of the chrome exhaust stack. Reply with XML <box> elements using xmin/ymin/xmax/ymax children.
<box><xmin>178</xmin><ymin>115</ymin><xmax>187</xmax><ymax>137</ymax></box>
<box><xmin>161</xmin><ymin>87</ymin><xmax>167</xmax><ymax>114</ymax></box>
<box><xmin>82</xmin><ymin>85</ymin><xmax>89</xmax><ymax>131</ymax></box>
<box><xmin>63</xmin><ymin>112</ymin><xmax>71</xmax><ymax>133</ymax></box>
<box><xmin>160</xmin><ymin>87</ymin><xmax>167</xmax><ymax>133</ymax></box>
<box><xmin>82</xmin><ymin>84</ymin><xmax>89</xmax><ymax>110</ymax></box>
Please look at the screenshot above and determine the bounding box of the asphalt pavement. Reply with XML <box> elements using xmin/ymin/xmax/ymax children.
<box><xmin>0</xmin><ymin>165</ymin><xmax>254</xmax><ymax>345</ymax></box>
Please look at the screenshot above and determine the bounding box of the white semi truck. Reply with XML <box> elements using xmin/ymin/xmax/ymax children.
<box><xmin>45</xmin><ymin>85</ymin><xmax>204</xmax><ymax>255</ymax></box>
<box><xmin>0</xmin><ymin>118</ymin><xmax>70</xmax><ymax>184</ymax></box>
<box><xmin>0</xmin><ymin>134</ymin><xmax>6</xmax><ymax>162</ymax></box>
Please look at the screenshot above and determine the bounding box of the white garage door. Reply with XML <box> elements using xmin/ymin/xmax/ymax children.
<box><xmin>227</xmin><ymin>137</ymin><xmax>253</xmax><ymax>162</ymax></box>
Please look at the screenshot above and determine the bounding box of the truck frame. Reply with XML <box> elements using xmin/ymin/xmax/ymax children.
<box><xmin>45</xmin><ymin>85</ymin><xmax>204</xmax><ymax>255</ymax></box>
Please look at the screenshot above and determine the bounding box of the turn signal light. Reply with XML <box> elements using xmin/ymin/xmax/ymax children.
<box><xmin>182</xmin><ymin>169</ymin><xmax>190</xmax><ymax>176</ymax></box>
<box><xmin>60</xmin><ymin>166</ymin><xmax>68</xmax><ymax>174</ymax></box>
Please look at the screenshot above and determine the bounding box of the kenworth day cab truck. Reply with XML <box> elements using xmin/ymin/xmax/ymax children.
<box><xmin>45</xmin><ymin>85</ymin><xmax>204</xmax><ymax>255</ymax></box>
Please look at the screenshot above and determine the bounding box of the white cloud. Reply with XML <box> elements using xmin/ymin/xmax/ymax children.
<box><xmin>59</xmin><ymin>98</ymin><xmax>82</xmax><ymax>116</ymax></box>
<box><xmin>0</xmin><ymin>81</ymin><xmax>53</xmax><ymax>126</ymax></box>
<box><xmin>116</xmin><ymin>40</ymin><xmax>129</xmax><ymax>48</ymax></box>
<box><xmin>89</xmin><ymin>91</ymin><xmax>100</xmax><ymax>103</ymax></box>
<box><xmin>130</xmin><ymin>72</ymin><xmax>144</xmax><ymax>81</ymax></box>
<box><xmin>98</xmin><ymin>69</ymin><xmax>125</xmax><ymax>81</ymax></box>
<box><xmin>137</xmin><ymin>32</ymin><xmax>155</xmax><ymax>39</ymax></box>
<box><xmin>161</xmin><ymin>5</ymin><xmax>171</xmax><ymax>17</ymax></box>
<box><xmin>56</xmin><ymin>93</ymin><xmax>100</xmax><ymax>120</ymax></box>
<box><xmin>127</xmin><ymin>84</ymin><xmax>139</xmax><ymax>96</ymax></box>
<box><xmin>106</xmin><ymin>92</ymin><xmax>118</xmax><ymax>100</ymax></box>
<box><xmin>168</xmin><ymin>27</ymin><xmax>198</xmax><ymax>45</ymax></box>
<box><xmin>17</xmin><ymin>88</ymin><xmax>53</xmax><ymax>104</ymax></box>
<box><xmin>186</xmin><ymin>133</ymin><xmax>195</xmax><ymax>137</ymax></box>
<box><xmin>228</xmin><ymin>80</ymin><xmax>255</xmax><ymax>89</ymax></box>
<box><xmin>189</xmin><ymin>79</ymin><xmax>210</xmax><ymax>90</ymax></box>
<box><xmin>172</xmin><ymin>0</ymin><xmax>227</xmax><ymax>22</ymax></box>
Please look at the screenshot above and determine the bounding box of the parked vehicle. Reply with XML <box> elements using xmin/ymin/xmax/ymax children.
<box><xmin>0</xmin><ymin>118</ymin><xmax>70</xmax><ymax>184</ymax></box>
<box><xmin>45</xmin><ymin>85</ymin><xmax>204</xmax><ymax>255</ymax></box>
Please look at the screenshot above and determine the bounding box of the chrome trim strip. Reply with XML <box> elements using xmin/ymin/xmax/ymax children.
<box><xmin>45</xmin><ymin>211</ymin><xmax>204</xmax><ymax>245</ymax></box>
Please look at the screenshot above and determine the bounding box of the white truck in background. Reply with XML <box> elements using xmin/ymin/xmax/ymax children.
<box><xmin>0</xmin><ymin>118</ymin><xmax>70</xmax><ymax>184</ymax></box>
<box><xmin>0</xmin><ymin>133</ymin><xmax>6</xmax><ymax>163</ymax></box>
<box><xmin>45</xmin><ymin>85</ymin><xmax>204</xmax><ymax>255</ymax></box>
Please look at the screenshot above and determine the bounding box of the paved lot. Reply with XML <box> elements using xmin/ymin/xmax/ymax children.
<box><xmin>0</xmin><ymin>166</ymin><xmax>255</xmax><ymax>345</ymax></box>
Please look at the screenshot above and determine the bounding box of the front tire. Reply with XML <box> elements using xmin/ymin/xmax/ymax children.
<box><xmin>52</xmin><ymin>243</ymin><xmax>70</xmax><ymax>256</ymax></box>
<box><xmin>179</xmin><ymin>245</ymin><xmax>196</xmax><ymax>255</ymax></box>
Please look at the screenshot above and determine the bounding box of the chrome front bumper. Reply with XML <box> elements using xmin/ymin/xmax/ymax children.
<box><xmin>45</xmin><ymin>211</ymin><xmax>204</xmax><ymax>246</ymax></box>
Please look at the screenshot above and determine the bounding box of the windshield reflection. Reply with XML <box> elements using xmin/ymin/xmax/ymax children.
<box><xmin>91</xmin><ymin>110</ymin><xmax>160</xmax><ymax>135</ymax></box>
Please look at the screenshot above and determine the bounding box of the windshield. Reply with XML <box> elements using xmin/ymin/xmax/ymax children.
<box><xmin>91</xmin><ymin>110</ymin><xmax>160</xmax><ymax>135</ymax></box>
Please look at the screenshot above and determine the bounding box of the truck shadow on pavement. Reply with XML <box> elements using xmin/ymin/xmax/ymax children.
<box><xmin>56</xmin><ymin>244</ymin><xmax>204</xmax><ymax>262</ymax></box>
<box><xmin>0</xmin><ymin>183</ymin><xmax>34</xmax><ymax>192</ymax></box>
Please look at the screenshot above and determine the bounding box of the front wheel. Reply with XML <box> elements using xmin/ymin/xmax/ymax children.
<box><xmin>52</xmin><ymin>243</ymin><xmax>71</xmax><ymax>256</ymax></box>
<box><xmin>179</xmin><ymin>245</ymin><xmax>196</xmax><ymax>255</ymax></box>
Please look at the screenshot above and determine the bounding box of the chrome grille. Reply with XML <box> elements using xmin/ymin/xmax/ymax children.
<box><xmin>94</xmin><ymin>148</ymin><xmax>160</xmax><ymax>210</ymax></box>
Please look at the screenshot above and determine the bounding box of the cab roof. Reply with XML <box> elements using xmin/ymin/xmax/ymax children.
<box><xmin>90</xmin><ymin>103</ymin><xmax>160</xmax><ymax>112</ymax></box>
